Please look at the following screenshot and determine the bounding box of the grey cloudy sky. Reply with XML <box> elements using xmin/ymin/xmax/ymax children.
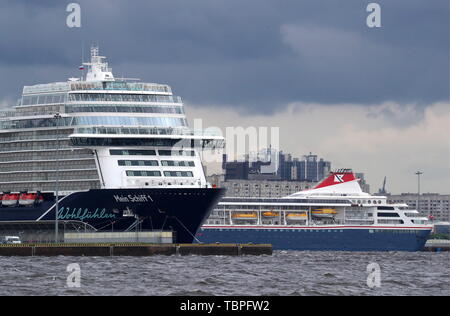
<box><xmin>0</xmin><ymin>0</ymin><xmax>448</xmax><ymax>109</ymax></box>
<box><xmin>0</xmin><ymin>0</ymin><xmax>449</xmax><ymax>193</ymax></box>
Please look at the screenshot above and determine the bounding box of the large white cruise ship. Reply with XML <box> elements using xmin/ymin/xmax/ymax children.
<box><xmin>197</xmin><ymin>169</ymin><xmax>433</xmax><ymax>251</ymax></box>
<box><xmin>0</xmin><ymin>46</ymin><xmax>225</xmax><ymax>243</ymax></box>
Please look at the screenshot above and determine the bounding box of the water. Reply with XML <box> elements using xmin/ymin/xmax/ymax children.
<box><xmin>0</xmin><ymin>251</ymin><xmax>448</xmax><ymax>296</ymax></box>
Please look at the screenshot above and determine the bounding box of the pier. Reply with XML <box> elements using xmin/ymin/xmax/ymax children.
<box><xmin>423</xmin><ymin>239</ymin><xmax>450</xmax><ymax>252</ymax></box>
<box><xmin>0</xmin><ymin>243</ymin><xmax>273</xmax><ymax>257</ymax></box>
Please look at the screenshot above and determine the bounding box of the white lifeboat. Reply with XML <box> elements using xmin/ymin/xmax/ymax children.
<box><xmin>311</xmin><ymin>208</ymin><xmax>337</xmax><ymax>218</ymax></box>
<box><xmin>19</xmin><ymin>193</ymin><xmax>43</xmax><ymax>206</ymax></box>
<box><xmin>286</xmin><ymin>213</ymin><xmax>307</xmax><ymax>221</ymax></box>
<box><xmin>2</xmin><ymin>193</ymin><xmax>20</xmax><ymax>207</ymax></box>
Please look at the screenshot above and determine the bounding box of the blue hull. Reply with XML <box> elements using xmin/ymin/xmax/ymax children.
<box><xmin>0</xmin><ymin>188</ymin><xmax>224</xmax><ymax>244</ymax></box>
<box><xmin>196</xmin><ymin>227</ymin><xmax>432</xmax><ymax>251</ymax></box>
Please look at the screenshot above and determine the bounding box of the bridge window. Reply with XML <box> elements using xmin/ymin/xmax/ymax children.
<box><xmin>126</xmin><ymin>170</ymin><xmax>161</xmax><ymax>177</ymax></box>
<box><xmin>377</xmin><ymin>206</ymin><xmax>395</xmax><ymax>210</ymax></box>
<box><xmin>161</xmin><ymin>160</ymin><xmax>195</xmax><ymax>167</ymax></box>
<box><xmin>377</xmin><ymin>212</ymin><xmax>400</xmax><ymax>217</ymax></box>
<box><xmin>163</xmin><ymin>171</ymin><xmax>194</xmax><ymax>177</ymax></box>
<box><xmin>110</xmin><ymin>149</ymin><xmax>156</xmax><ymax>156</ymax></box>
<box><xmin>158</xmin><ymin>150</ymin><xmax>195</xmax><ymax>157</ymax></box>
<box><xmin>118</xmin><ymin>160</ymin><xmax>158</xmax><ymax>166</ymax></box>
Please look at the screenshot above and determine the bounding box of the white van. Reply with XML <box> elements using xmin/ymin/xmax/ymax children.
<box><xmin>1</xmin><ymin>236</ymin><xmax>22</xmax><ymax>244</ymax></box>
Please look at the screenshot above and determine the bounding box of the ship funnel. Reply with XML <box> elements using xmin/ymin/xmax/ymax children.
<box><xmin>314</xmin><ymin>169</ymin><xmax>356</xmax><ymax>189</ymax></box>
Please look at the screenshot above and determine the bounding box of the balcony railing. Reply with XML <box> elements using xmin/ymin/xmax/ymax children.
<box><xmin>69</xmin><ymin>81</ymin><xmax>172</xmax><ymax>94</ymax></box>
<box><xmin>72</xmin><ymin>126</ymin><xmax>223</xmax><ymax>138</ymax></box>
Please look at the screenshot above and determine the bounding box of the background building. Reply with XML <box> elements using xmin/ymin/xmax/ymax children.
<box><xmin>222</xmin><ymin>150</ymin><xmax>331</xmax><ymax>183</ymax></box>
<box><xmin>210</xmin><ymin>148</ymin><xmax>371</xmax><ymax>197</ymax></box>
<box><xmin>387</xmin><ymin>193</ymin><xmax>450</xmax><ymax>222</ymax></box>
<box><xmin>207</xmin><ymin>177</ymin><xmax>317</xmax><ymax>198</ymax></box>
<box><xmin>355</xmin><ymin>172</ymin><xmax>370</xmax><ymax>194</ymax></box>
<box><xmin>278</xmin><ymin>152</ymin><xmax>331</xmax><ymax>182</ymax></box>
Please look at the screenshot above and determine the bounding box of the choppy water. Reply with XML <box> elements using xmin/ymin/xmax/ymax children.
<box><xmin>0</xmin><ymin>251</ymin><xmax>448</xmax><ymax>296</ymax></box>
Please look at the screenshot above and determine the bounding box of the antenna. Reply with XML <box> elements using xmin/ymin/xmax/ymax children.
<box><xmin>81</xmin><ymin>41</ymin><xmax>84</xmax><ymax>81</ymax></box>
<box><xmin>378</xmin><ymin>176</ymin><xmax>387</xmax><ymax>194</ymax></box>
<box><xmin>82</xmin><ymin>45</ymin><xmax>115</xmax><ymax>82</ymax></box>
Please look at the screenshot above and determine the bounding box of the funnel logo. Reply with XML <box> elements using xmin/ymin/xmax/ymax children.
<box><xmin>334</xmin><ymin>174</ymin><xmax>344</xmax><ymax>183</ymax></box>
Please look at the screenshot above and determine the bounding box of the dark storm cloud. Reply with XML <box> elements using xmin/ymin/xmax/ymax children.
<box><xmin>0</xmin><ymin>0</ymin><xmax>448</xmax><ymax>113</ymax></box>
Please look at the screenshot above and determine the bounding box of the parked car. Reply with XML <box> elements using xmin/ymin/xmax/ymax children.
<box><xmin>0</xmin><ymin>236</ymin><xmax>22</xmax><ymax>244</ymax></box>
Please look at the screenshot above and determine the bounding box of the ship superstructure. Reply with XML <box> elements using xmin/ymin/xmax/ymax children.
<box><xmin>0</xmin><ymin>47</ymin><xmax>223</xmax><ymax>193</ymax></box>
<box><xmin>0</xmin><ymin>47</ymin><xmax>224</xmax><ymax>243</ymax></box>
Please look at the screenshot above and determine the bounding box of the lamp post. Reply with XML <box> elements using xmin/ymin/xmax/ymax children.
<box><xmin>415</xmin><ymin>171</ymin><xmax>423</xmax><ymax>215</ymax></box>
<box><xmin>54</xmin><ymin>113</ymin><xmax>62</xmax><ymax>243</ymax></box>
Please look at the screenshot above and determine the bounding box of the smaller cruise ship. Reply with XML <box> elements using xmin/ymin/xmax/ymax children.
<box><xmin>197</xmin><ymin>169</ymin><xmax>432</xmax><ymax>251</ymax></box>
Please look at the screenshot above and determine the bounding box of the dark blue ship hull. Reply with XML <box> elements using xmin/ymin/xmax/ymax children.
<box><xmin>0</xmin><ymin>188</ymin><xmax>224</xmax><ymax>243</ymax></box>
<box><xmin>196</xmin><ymin>226</ymin><xmax>432</xmax><ymax>251</ymax></box>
